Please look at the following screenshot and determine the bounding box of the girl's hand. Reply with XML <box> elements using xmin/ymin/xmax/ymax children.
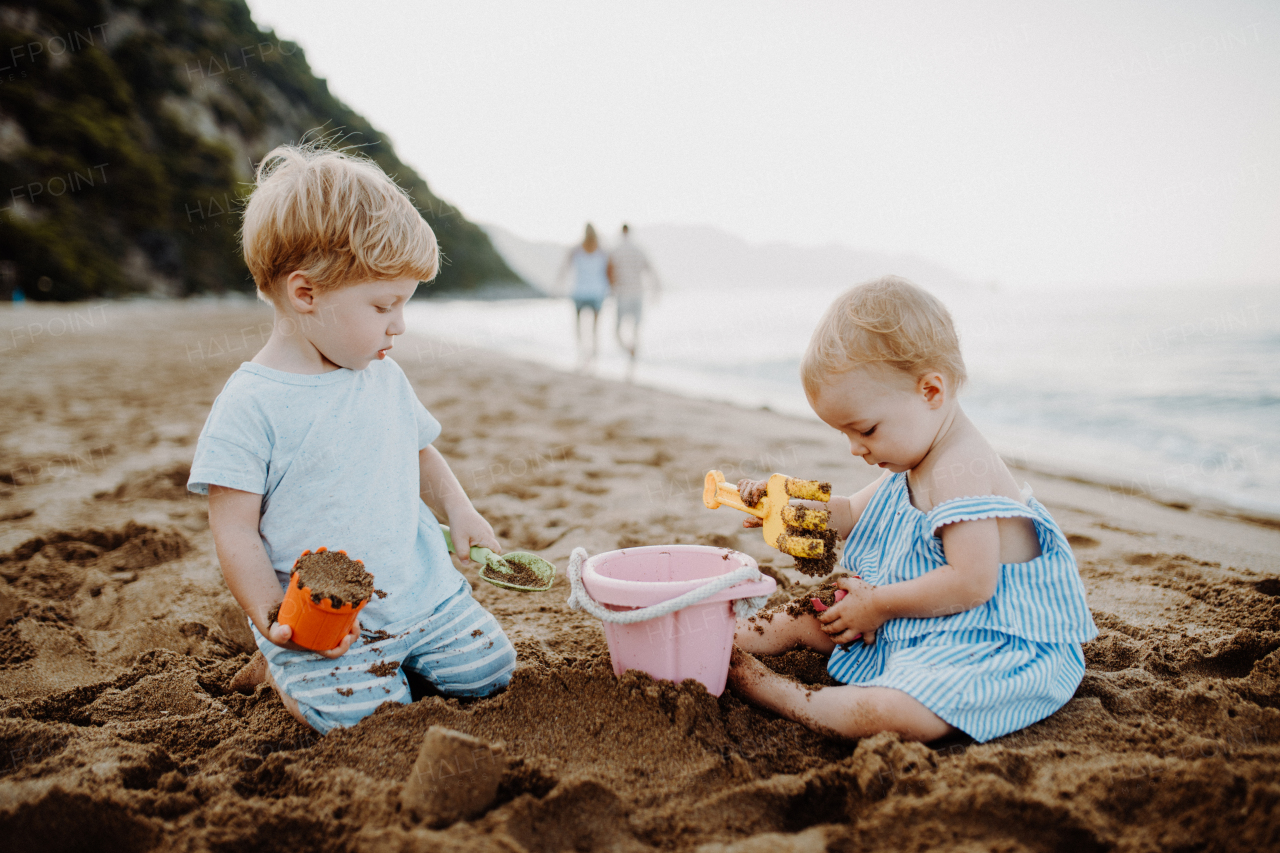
<box><xmin>736</xmin><ymin>478</ymin><xmax>767</xmax><ymax>527</ymax></box>
<box><xmin>817</xmin><ymin>576</ymin><xmax>883</xmax><ymax>645</ymax></box>
<box><xmin>266</xmin><ymin>617</ymin><xmax>361</xmax><ymax>659</ymax></box>
<box><xmin>736</xmin><ymin>478</ymin><xmax>823</xmax><ymax>529</ymax></box>
<box><xmin>445</xmin><ymin>503</ymin><xmax>501</xmax><ymax>564</ymax></box>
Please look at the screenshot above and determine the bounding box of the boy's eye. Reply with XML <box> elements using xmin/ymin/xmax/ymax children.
<box><xmin>376</xmin><ymin>305</ymin><xmax>392</xmax><ymax>313</ymax></box>
<box><xmin>860</xmin><ymin>426</ymin><xmax>877</xmax><ymax>437</ymax></box>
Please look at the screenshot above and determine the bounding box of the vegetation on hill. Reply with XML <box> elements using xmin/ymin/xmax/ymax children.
<box><xmin>0</xmin><ymin>0</ymin><xmax>524</xmax><ymax>300</ymax></box>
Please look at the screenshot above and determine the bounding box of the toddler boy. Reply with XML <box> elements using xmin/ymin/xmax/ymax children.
<box><xmin>188</xmin><ymin>144</ymin><xmax>516</xmax><ymax>733</ymax></box>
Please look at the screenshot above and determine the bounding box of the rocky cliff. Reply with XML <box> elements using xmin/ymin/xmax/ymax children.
<box><xmin>0</xmin><ymin>0</ymin><xmax>525</xmax><ymax>300</ymax></box>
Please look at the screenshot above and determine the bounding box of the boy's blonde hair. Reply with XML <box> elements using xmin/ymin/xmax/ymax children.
<box><xmin>241</xmin><ymin>143</ymin><xmax>438</xmax><ymax>304</ymax></box>
<box><xmin>801</xmin><ymin>276</ymin><xmax>967</xmax><ymax>395</ymax></box>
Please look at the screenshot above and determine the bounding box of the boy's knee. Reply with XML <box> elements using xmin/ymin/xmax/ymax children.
<box><xmin>266</xmin><ymin>668</ymin><xmax>313</xmax><ymax>730</ymax></box>
<box><xmin>266</xmin><ymin>658</ymin><xmax>413</xmax><ymax>734</ymax></box>
<box><xmin>294</xmin><ymin>691</ymin><xmax>412</xmax><ymax>734</ymax></box>
<box><xmin>445</xmin><ymin>633</ymin><xmax>517</xmax><ymax>698</ymax></box>
<box><xmin>477</xmin><ymin>663</ymin><xmax>514</xmax><ymax>696</ymax></box>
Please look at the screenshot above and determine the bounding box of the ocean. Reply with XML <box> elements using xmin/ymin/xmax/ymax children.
<box><xmin>405</xmin><ymin>282</ymin><xmax>1279</xmax><ymax>517</ymax></box>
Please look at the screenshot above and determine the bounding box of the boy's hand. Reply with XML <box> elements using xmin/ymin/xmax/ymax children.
<box><xmin>445</xmin><ymin>503</ymin><xmax>501</xmax><ymax>564</ymax></box>
<box><xmin>817</xmin><ymin>575</ymin><xmax>882</xmax><ymax>645</ymax></box>
<box><xmin>266</xmin><ymin>617</ymin><xmax>361</xmax><ymax>659</ymax></box>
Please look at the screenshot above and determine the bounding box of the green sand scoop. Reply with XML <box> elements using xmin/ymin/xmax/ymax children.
<box><xmin>440</xmin><ymin>525</ymin><xmax>557</xmax><ymax>592</ymax></box>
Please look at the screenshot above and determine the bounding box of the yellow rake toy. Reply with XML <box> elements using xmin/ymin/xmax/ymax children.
<box><xmin>703</xmin><ymin>470</ymin><xmax>837</xmax><ymax>575</ymax></box>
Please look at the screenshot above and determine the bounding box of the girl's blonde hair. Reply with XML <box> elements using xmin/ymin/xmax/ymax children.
<box><xmin>241</xmin><ymin>143</ymin><xmax>438</xmax><ymax>304</ymax></box>
<box><xmin>582</xmin><ymin>223</ymin><xmax>599</xmax><ymax>253</ymax></box>
<box><xmin>801</xmin><ymin>276</ymin><xmax>967</xmax><ymax>395</ymax></box>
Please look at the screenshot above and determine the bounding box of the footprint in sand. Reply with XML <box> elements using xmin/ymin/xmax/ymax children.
<box><xmin>1</xmin><ymin>522</ymin><xmax>190</xmax><ymax>599</ymax></box>
<box><xmin>95</xmin><ymin>463</ymin><xmax>193</xmax><ymax>502</ymax></box>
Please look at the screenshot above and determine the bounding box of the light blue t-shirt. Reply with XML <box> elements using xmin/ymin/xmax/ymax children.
<box><xmin>187</xmin><ymin>358</ymin><xmax>464</xmax><ymax>628</ymax></box>
<box><xmin>570</xmin><ymin>248</ymin><xmax>610</xmax><ymax>300</ymax></box>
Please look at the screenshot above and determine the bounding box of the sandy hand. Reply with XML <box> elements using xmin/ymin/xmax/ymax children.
<box><xmin>811</xmin><ymin>589</ymin><xmax>866</xmax><ymax>644</ymax></box>
<box><xmin>267</xmin><ymin>618</ymin><xmax>361</xmax><ymax>659</ymax></box>
<box><xmin>447</xmin><ymin>505</ymin><xmax>502</xmax><ymax>564</ymax></box>
<box><xmin>816</xmin><ymin>576</ymin><xmax>880</xmax><ymax>646</ymax></box>
<box><xmin>737</xmin><ymin>478</ymin><xmax>768</xmax><ymax>527</ymax></box>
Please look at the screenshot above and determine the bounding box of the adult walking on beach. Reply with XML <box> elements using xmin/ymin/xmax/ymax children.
<box><xmin>558</xmin><ymin>223</ymin><xmax>610</xmax><ymax>370</ymax></box>
<box><xmin>608</xmin><ymin>223</ymin><xmax>661</xmax><ymax>377</ymax></box>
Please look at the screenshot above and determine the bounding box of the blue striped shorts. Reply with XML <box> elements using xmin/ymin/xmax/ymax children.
<box><xmin>827</xmin><ymin>627</ymin><xmax>1085</xmax><ymax>743</ymax></box>
<box><xmin>251</xmin><ymin>584</ymin><xmax>517</xmax><ymax>733</ymax></box>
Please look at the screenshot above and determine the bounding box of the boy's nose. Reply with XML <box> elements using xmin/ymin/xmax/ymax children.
<box><xmin>388</xmin><ymin>315</ymin><xmax>406</xmax><ymax>336</ymax></box>
<box><xmin>848</xmin><ymin>437</ymin><xmax>868</xmax><ymax>457</ymax></box>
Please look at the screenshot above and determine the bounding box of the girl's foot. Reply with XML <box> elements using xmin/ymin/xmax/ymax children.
<box><xmin>727</xmin><ymin>646</ymin><xmax>953</xmax><ymax>742</ymax></box>
<box><xmin>726</xmin><ymin>645</ymin><xmax>771</xmax><ymax>692</ymax></box>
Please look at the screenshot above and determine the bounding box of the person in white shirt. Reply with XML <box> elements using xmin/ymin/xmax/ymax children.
<box><xmin>606</xmin><ymin>224</ymin><xmax>661</xmax><ymax>374</ymax></box>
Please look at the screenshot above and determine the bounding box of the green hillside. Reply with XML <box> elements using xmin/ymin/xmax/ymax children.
<box><xmin>0</xmin><ymin>0</ymin><xmax>526</xmax><ymax>300</ymax></box>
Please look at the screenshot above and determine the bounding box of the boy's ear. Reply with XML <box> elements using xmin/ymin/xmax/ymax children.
<box><xmin>284</xmin><ymin>271</ymin><xmax>319</xmax><ymax>313</ymax></box>
<box><xmin>918</xmin><ymin>372</ymin><xmax>947</xmax><ymax>409</ymax></box>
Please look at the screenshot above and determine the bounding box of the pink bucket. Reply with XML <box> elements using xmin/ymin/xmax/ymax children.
<box><xmin>580</xmin><ymin>545</ymin><xmax>776</xmax><ymax>696</ymax></box>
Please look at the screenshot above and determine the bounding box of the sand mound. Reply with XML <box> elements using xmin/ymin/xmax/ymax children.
<box><xmin>3</xmin><ymin>553</ymin><xmax>1279</xmax><ymax>851</ymax></box>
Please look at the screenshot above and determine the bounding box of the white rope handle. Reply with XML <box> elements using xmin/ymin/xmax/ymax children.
<box><xmin>565</xmin><ymin>547</ymin><xmax>771</xmax><ymax>624</ymax></box>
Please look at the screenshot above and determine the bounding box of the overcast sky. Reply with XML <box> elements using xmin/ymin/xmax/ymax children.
<box><xmin>246</xmin><ymin>1</ymin><xmax>1279</xmax><ymax>290</ymax></box>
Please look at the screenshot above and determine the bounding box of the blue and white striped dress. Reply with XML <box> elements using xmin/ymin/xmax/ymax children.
<box><xmin>827</xmin><ymin>472</ymin><xmax>1097</xmax><ymax>742</ymax></box>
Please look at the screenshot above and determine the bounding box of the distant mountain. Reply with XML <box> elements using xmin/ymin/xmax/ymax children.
<box><xmin>0</xmin><ymin>0</ymin><xmax>526</xmax><ymax>300</ymax></box>
<box><xmin>481</xmin><ymin>223</ymin><xmax>566</xmax><ymax>295</ymax></box>
<box><xmin>482</xmin><ymin>222</ymin><xmax>974</xmax><ymax>296</ymax></box>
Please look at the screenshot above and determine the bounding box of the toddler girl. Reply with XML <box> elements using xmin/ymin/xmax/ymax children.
<box><xmin>730</xmin><ymin>276</ymin><xmax>1096</xmax><ymax>743</ymax></box>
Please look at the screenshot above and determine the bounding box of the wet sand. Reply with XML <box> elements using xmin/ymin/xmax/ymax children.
<box><xmin>1</xmin><ymin>301</ymin><xmax>1278</xmax><ymax>851</ymax></box>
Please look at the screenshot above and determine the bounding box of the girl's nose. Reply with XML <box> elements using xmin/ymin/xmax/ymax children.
<box><xmin>388</xmin><ymin>312</ymin><xmax>406</xmax><ymax>336</ymax></box>
<box><xmin>848</xmin><ymin>437</ymin><xmax>869</xmax><ymax>457</ymax></box>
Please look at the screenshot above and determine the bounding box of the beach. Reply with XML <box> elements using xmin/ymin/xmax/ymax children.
<box><xmin>1</xmin><ymin>300</ymin><xmax>1278</xmax><ymax>851</ymax></box>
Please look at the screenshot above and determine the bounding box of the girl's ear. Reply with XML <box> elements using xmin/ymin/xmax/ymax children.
<box><xmin>918</xmin><ymin>372</ymin><xmax>947</xmax><ymax>409</ymax></box>
<box><xmin>284</xmin><ymin>271</ymin><xmax>317</xmax><ymax>313</ymax></box>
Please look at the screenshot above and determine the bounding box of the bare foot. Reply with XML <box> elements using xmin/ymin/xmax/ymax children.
<box><xmin>726</xmin><ymin>645</ymin><xmax>773</xmax><ymax>695</ymax></box>
<box><xmin>728</xmin><ymin>645</ymin><xmax>954</xmax><ymax>742</ymax></box>
<box><xmin>727</xmin><ymin>646</ymin><xmax>848</xmax><ymax>740</ymax></box>
<box><xmin>230</xmin><ymin>651</ymin><xmax>267</xmax><ymax>694</ymax></box>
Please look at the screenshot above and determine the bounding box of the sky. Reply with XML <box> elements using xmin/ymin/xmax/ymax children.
<box><xmin>245</xmin><ymin>1</ymin><xmax>1280</xmax><ymax>290</ymax></box>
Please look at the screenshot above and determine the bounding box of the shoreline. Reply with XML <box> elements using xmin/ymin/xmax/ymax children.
<box><xmin>2</xmin><ymin>299</ymin><xmax>1277</xmax><ymax>572</ymax></box>
<box><xmin>1009</xmin><ymin>458</ymin><xmax>1280</xmax><ymax>533</ymax></box>
<box><xmin>5</xmin><ymin>297</ymin><xmax>1276</xmax><ymax>526</ymax></box>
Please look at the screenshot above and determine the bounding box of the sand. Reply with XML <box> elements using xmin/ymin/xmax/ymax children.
<box><xmin>294</xmin><ymin>550</ymin><xmax>375</xmax><ymax>609</ymax></box>
<box><xmin>480</xmin><ymin>555</ymin><xmax>547</xmax><ymax>590</ymax></box>
<box><xmin>1</xmin><ymin>301</ymin><xmax>1278</xmax><ymax>852</ymax></box>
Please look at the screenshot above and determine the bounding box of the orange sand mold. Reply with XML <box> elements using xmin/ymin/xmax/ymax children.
<box><xmin>277</xmin><ymin>548</ymin><xmax>371</xmax><ymax>651</ymax></box>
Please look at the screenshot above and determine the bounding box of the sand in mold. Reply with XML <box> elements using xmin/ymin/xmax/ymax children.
<box><xmin>480</xmin><ymin>555</ymin><xmax>545</xmax><ymax>589</ymax></box>
<box><xmin>295</xmin><ymin>549</ymin><xmax>375</xmax><ymax>609</ymax></box>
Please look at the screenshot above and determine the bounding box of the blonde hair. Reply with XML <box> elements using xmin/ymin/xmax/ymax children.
<box><xmin>241</xmin><ymin>143</ymin><xmax>438</xmax><ymax>304</ymax></box>
<box><xmin>582</xmin><ymin>223</ymin><xmax>598</xmax><ymax>253</ymax></box>
<box><xmin>801</xmin><ymin>276</ymin><xmax>967</xmax><ymax>395</ymax></box>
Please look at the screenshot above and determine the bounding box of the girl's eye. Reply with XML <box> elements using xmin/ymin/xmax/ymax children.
<box><xmin>376</xmin><ymin>305</ymin><xmax>392</xmax><ymax>313</ymax></box>
<box><xmin>860</xmin><ymin>426</ymin><xmax>877</xmax><ymax>438</ymax></box>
